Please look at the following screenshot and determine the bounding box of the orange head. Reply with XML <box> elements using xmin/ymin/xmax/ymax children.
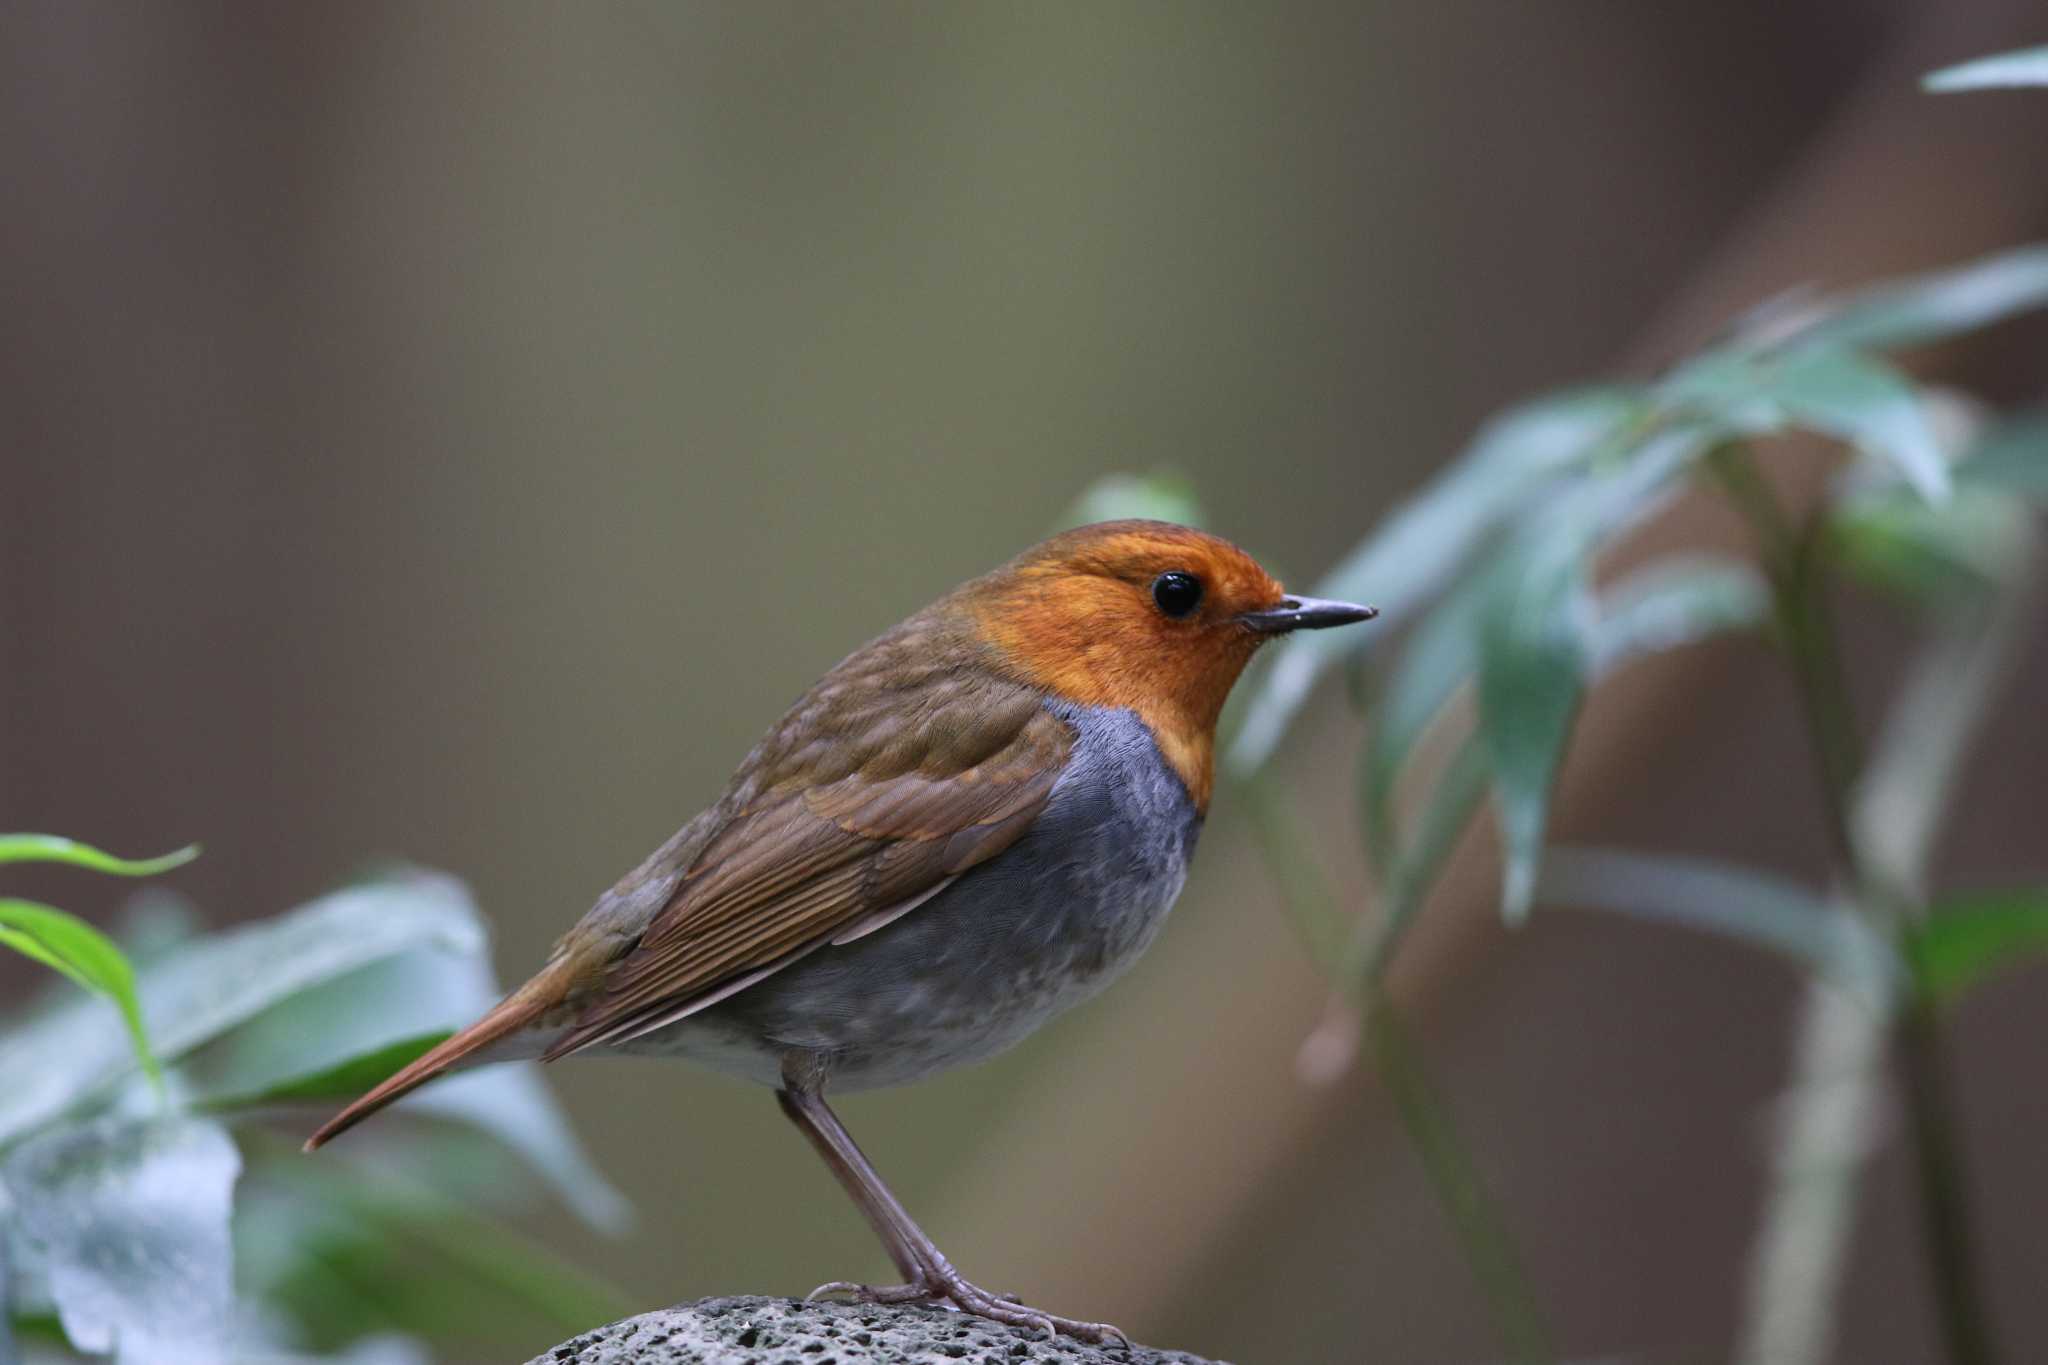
<box><xmin>959</xmin><ymin>520</ymin><xmax>1374</xmax><ymax>810</ymax></box>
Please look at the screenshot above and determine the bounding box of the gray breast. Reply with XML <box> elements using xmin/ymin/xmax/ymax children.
<box><xmin>644</xmin><ymin>701</ymin><xmax>1203</xmax><ymax>1091</ymax></box>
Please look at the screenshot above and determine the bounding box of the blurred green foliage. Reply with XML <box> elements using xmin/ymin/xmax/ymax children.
<box><xmin>1227</xmin><ymin>239</ymin><xmax>2048</xmax><ymax>1364</ymax></box>
<box><xmin>0</xmin><ymin>857</ymin><xmax>632</xmax><ymax>1364</ymax></box>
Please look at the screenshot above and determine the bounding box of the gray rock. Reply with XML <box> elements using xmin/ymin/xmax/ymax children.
<box><xmin>526</xmin><ymin>1296</ymin><xmax>1226</xmax><ymax>1365</ymax></box>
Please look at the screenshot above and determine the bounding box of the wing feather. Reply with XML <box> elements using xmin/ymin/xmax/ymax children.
<box><xmin>543</xmin><ymin>696</ymin><xmax>1071</xmax><ymax>1058</ymax></box>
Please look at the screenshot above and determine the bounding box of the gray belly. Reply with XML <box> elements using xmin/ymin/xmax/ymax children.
<box><xmin>622</xmin><ymin>702</ymin><xmax>1201</xmax><ymax>1091</ymax></box>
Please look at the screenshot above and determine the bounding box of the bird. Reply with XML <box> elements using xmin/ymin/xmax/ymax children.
<box><xmin>306</xmin><ymin>519</ymin><xmax>1374</xmax><ymax>1343</ymax></box>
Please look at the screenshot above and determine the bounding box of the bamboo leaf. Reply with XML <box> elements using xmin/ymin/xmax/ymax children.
<box><xmin>1665</xmin><ymin>345</ymin><xmax>1950</xmax><ymax>500</ymax></box>
<box><xmin>0</xmin><ymin>836</ymin><xmax>198</xmax><ymax>876</ymax></box>
<box><xmin>1353</xmin><ymin>731</ymin><xmax>1489</xmax><ymax>984</ymax></box>
<box><xmin>1800</xmin><ymin>245</ymin><xmax>2048</xmax><ymax>350</ymax></box>
<box><xmin>193</xmin><ymin>1032</ymin><xmax>453</xmax><ymax>1112</ymax></box>
<box><xmin>195</xmin><ymin>934</ymin><xmax>629</xmax><ymax>1234</ymax></box>
<box><xmin>1361</xmin><ymin>586</ymin><xmax>1481</xmax><ymax>860</ymax></box>
<box><xmin>1910</xmin><ymin>890</ymin><xmax>2048</xmax><ymax>1002</ymax></box>
<box><xmin>1826</xmin><ymin>484</ymin><xmax>2030</xmax><ymax>606</ymax></box>
<box><xmin>1476</xmin><ymin>534</ymin><xmax>1593</xmax><ymax>924</ymax></box>
<box><xmin>1355</xmin><ymin>554</ymin><xmax>1763</xmax><ymax>974</ymax></box>
<box><xmin>0</xmin><ymin>900</ymin><xmax>161</xmax><ymax>1087</ymax></box>
<box><xmin>1588</xmin><ymin>555</ymin><xmax>1771</xmax><ymax>674</ymax></box>
<box><xmin>1955</xmin><ymin>411</ymin><xmax>2048</xmax><ymax>496</ymax></box>
<box><xmin>0</xmin><ymin>871</ymin><xmax>484</xmax><ymax>1146</ymax></box>
<box><xmin>1228</xmin><ymin>388</ymin><xmax>1642</xmax><ymax>774</ymax></box>
<box><xmin>1924</xmin><ymin>46</ymin><xmax>2048</xmax><ymax>92</ymax></box>
<box><xmin>1536</xmin><ymin>847</ymin><xmax>1897</xmax><ymax>989</ymax></box>
<box><xmin>239</xmin><ymin>1145</ymin><xmax>635</xmax><ymax>1352</ymax></box>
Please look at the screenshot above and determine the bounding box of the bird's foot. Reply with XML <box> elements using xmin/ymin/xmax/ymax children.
<box><xmin>807</xmin><ymin>1271</ymin><xmax>1129</xmax><ymax>1348</ymax></box>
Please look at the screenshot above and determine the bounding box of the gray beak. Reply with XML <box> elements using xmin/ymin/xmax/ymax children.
<box><xmin>1237</xmin><ymin>595</ymin><xmax>1379</xmax><ymax>634</ymax></box>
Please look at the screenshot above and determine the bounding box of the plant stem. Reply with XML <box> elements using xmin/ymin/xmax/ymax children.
<box><xmin>1367</xmin><ymin>999</ymin><xmax>1557</xmax><ymax>1365</ymax></box>
<box><xmin>1712</xmin><ymin>445</ymin><xmax>1994</xmax><ymax>1365</ymax></box>
<box><xmin>1239</xmin><ymin>783</ymin><xmax>1556</xmax><ymax>1365</ymax></box>
<box><xmin>1898</xmin><ymin>995</ymin><xmax>1995</xmax><ymax>1365</ymax></box>
<box><xmin>1240</xmin><ymin>774</ymin><xmax>1348</xmax><ymax>969</ymax></box>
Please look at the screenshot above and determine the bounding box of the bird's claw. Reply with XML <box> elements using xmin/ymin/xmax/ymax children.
<box><xmin>805</xmin><ymin>1273</ymin><xmax>1128</xmax><ymax>1347</ymax></box>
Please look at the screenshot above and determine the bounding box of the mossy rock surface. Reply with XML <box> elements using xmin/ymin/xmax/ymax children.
<box><xmin>527</xmin><ymin>1295</ymin><xmax>1225</xmax><ymax>1365</ymax></box>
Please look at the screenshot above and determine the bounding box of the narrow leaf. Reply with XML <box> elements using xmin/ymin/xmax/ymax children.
<box><xmin>0</xmin><ymin>900</ymin><xmax>160</xmax><ymax>1086</ymax></box>
<box><xmin>1955</xmin><ymin>411</ymin><xmax>2048</xmax><ymax>496</ymax></box>
<box><xmin>245</xmin><ymin>1150</ymin><xmax>635</xmax><ymax>1344</ymax></box>
<box><xmin>194</xmin><ymin>1031</ymin><xmax>453</xmax><ymax>1112</ymax></box>
<box><xmin>1667</xmin><ymin>346</ymin><xmax>1949</xmax><ymax>500</ymax></box>
<box><xmin>1910</xmin><ymin>890</ymin><xmax>2048</xmax><ymax>1002</ymax></box>
<box><xmin>1588</xmin><ymin>555</ymin><xmax>1770</xmax><ymax>675</ymax></box>
<box><xmin>3</xmin><ymin>1116</ymin><xmax>240</xmax><ymax>1365</ymax></box>
<box><xmin>0</xmin><ymin>870</ymin><xmax>484</xmax><ymax>1145</ymax></box>
<box><xmin>1351</xmin><ymin>731</ymin><xmax>1489</xmax><ymax>985</ymax></box>
<box><xmin>406</xmin><ymin>1067</ymin><xmax>634</xmax><ymax>1235</ymax></box>
<box><xmin>0</xmin><ymin>836</ymin><xmax>197</xmax><ymax>876</ymax></box>
<box><xmin>199</xmin><ymin>941</ymin><xmax>629</xmax><ymax>1233</ymax></box>
<box><xmin>1477</xmin><ymin>533</ymin><xmax>1593</xmax><ymax>923</ymax></box>
<box><xmin>1825</xmin><ymin>484</ymin><xmax>2030</xmax><ymax>605</ymax></box>
<box><xmin>1800</xmin><ymin>245</ymin><xmax>2048</xmax><ymax>350</ymax></box>
<box><xmin>1764</xmin><ymin>347</ymin><xmax>1951</xmax><ymax>499</ymax></box>
<box><xmin>1667</xmin><ymin>349</ymin><xmax>1938</xmax><ymax>497</ymax></box>
<box><xmin>1227</xmin><ymin>387</ymin><xmax>1642</xmax><ymax>774</ymax></box>
<box><xmin>1537</xmin><ymin>847</ymin><xmax>1897</xmax><ymax>990</ymax></box>
<box><xmin>1924</xmin><ymin>46</ymin><xmax>2048</xmax><ymax>91</ymax></box>
<box><xmin>0</xmin><ymin>924</ymin><xmax>97</xmax><ymax>992</ymax></box>
<box><xmin>1361</xmin><ymin>586</ymin><xmax>1481</xmax><ymax>859</ymax></box>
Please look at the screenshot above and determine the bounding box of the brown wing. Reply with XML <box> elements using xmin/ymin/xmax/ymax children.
<box><xmin>543</xmin><ymin>676</ymin><xmax>1072</xmax><ymax>1059</ymax></box>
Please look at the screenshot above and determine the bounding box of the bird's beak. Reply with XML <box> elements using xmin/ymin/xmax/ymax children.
<box><xmin>1237</xmin><ymin>595</ymin><xmax>1379</xmax><ymax>634</ymax></box>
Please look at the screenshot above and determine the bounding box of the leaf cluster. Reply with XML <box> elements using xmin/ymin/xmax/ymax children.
<box><xmin>1229</xmin><ymin>243</ymin><xmax>2048</xmax><ymax>1016</ymax></box>
<box><xmin>0</xmin><ymin>856</ymin><xmax>631</xmax><ymax>1364</ymax></box>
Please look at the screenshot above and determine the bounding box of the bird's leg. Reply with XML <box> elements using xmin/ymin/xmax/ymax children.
<box><xmin>774</xmin><ymin>1085</ymin><xmax>924</xmax><ymax>1285</ymax></box>
<box><xmin>774</xmin><ymin>1066</ymin><xmax>1129</xmax><ymax>1347</ymax></box>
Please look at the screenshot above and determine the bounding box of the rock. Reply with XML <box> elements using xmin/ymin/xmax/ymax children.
<box><xmin>527</xmin><ymin>1296</ymin><xmax>1227</xmax><ymax>1365</ymax></box>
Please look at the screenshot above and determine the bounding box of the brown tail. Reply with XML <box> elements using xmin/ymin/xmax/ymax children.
<box><xmin>303</xmin><ymin>956</ymin><xmax>575</xmax><ymax>1152</ymax></box>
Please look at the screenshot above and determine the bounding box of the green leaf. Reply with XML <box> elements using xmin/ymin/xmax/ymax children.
<box><xmin>1353</xmin><ymin>731</ymin><xmax>1490</xmax><ymax>984</ymax></box>
<box><xmin>0</xmin><ymin>835</ymin><xmax>198</xmax><ymax>876</ymax></box>
<box><xmin>1825</xmin><ymin>484</ymin><xmax>2030</xmax><ymax>605</ymax></box>
<box><xmin>239</xmin><ymin>1145</ymin><xmax>634</xmax><ymax>1354</ymax></box>
<box><xmin>0</xmin><ymin>870</ymin><xmax>485</xmax><ymax>1145</ymax></box>
<box><xmin>1058</xmin><ymin>471</ymin><xmax>1206</xmax><ymax>529</ymax></box>
<box><xmin>3</xmin><ymin>1116</ymin><xmax>240</xmax><ymax>1364</ymax></box>
<box><xmin>194</xmin><ymin>1031</ymin><xmax>453</xmax><ymax>1111</ymax></box>
<box><xmin>1361</xmin><ymin>585</ymin><xmax>1481</xmax><ymax>860</ymax></box>
<box><xmin>197</xmin><ymin>938</ymin><xmax>630</xmax><ymax>1233</ymax></box>
<box><xmin>1354</xmin><ymin>553</ymin><xmax>1761</xmax><ymax>968</ymax></box>
<box><xmin>1800</xmin><ymin>245</ymin><xmax>2048</xmax><ymax>351</ymax></box>
<box><xmin>1587</xmin><ymin>555</ymin><xmax>1771</xmax><ymax>674</ymax></box>
<box><xmin>1476</xmin><ymin>531</ymin><xmax>1594</xmax><ymax>924</ymax></box>
<box><xmin>1910</xmin><ymin>890</ymin><xmax>2048</xmax><ymax>1002</ymax></box>
<box><xmin>1227</xmin><ymin>387</ymin><xmax>1643</xmax><ymax>774</ymax></box>
<box><xmin>0</xmin><ymin>900</ymin><xmax>161</xmax><ymax>1088</ymax></box>
<box><xmin>1955</xmin><ymin>411</ymin><xmax>2048</xmax><ymax>496</ymax></box>
<box><xmin>1664</xmin><ymin>345</ymin><xmax>1949</xmax><ymax>500</ymax></box>
<box><xmin>1536</xmin><ymin>847</ymin><xmax>1898</xmax><ymax>990</ymax></box>
<box><xmin>1924</xmin><ymin>46</ymin><xmax>2048</xmax><ymax>91</ymax></box>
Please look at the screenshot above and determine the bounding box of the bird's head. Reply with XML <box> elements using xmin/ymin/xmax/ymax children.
<box><xmin>959</xmin><ymin>519</ymin><xmax>1375</xmax><ymax>809</ymax></box>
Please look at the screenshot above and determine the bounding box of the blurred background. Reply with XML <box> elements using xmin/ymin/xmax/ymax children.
<box><xmin>6</xmin><ymin>3</ymin><xmax>2048</xmax><ymax>1362</ymax></box>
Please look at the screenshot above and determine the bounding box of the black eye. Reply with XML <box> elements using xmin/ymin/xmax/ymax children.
<box><xmin>1151</xmin><ymin>570</ymin><xmax>1203</xmax><ymax>619</ymax></box>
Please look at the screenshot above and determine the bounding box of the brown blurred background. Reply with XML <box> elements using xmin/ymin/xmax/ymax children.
<box><xmin>6</xmin><ymin>3</ymin><xmax>2048</xmax><ymax>1362</ymax></box>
